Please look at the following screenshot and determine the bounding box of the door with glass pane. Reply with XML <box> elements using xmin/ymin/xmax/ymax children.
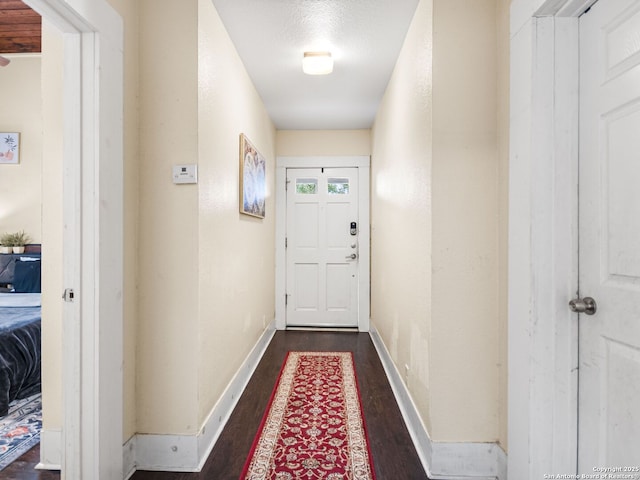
<box><xmin>286</xmin><ymin>168</ymin><xmax>359</xmax><ymax>327</ymax></box>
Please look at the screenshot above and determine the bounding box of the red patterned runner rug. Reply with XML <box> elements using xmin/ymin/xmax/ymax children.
<box><xmin>240</xmin><ymin>351</ymin><xmax>376</xmax><ymax>480</ymax></box>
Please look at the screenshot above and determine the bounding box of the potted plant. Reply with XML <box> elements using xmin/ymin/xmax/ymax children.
<box><xmin>10</xmin><ymin>230</ymin><xmax>30</xmax><ymax>254</ymax></box>
<box><xmin>0</xmin><ymin>232</ymin><xmax>14</xmax><ymax>254</ymax></box>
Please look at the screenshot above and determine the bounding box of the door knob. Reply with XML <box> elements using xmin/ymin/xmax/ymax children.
<box><xmin>346</xmin><ymin>253</ymin><xmax>357</xmax><ymax>260</ymax></box>
<box><xmin>569</xmin><ymin>296</ymin><xmax>597</xmax><ymax>315</ymax></box>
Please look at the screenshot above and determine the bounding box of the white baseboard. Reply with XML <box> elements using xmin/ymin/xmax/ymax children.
<box><xmin>36</xmin><ymin>322</ymin><xmax>276</xmax><ymax>476</ymax></box>
<box><xmin>123</xmin><ymin>434</ymin><xmax>136</xmax><ymax>479</ymax></box>
<box><xmin>134</xmin><ymin>432</ymin><xmax>199</xmax><ymax>472</ymax></box>
<box><xmin>369</xmin><ymin>324</ymin><xmax>507</xmax><ymax>480</ymax></box>
<box><xmin>35</xmin><ymin>428</ymin><xmax>61</xmax><ymax>470</ymax></box>
<box><xmin>430</xmin><ymin>441</ymin><xmax>507</xmax><ymax>480</ymax></box>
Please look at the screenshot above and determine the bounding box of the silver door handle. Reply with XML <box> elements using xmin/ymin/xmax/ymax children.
<box><xmin>346</xmin><ymin>253</ymin><xmax>357</xmax><ymax>260</ymax></box>
<box><xmin>569</xmin><ymin>296</ymin><xmax>597</xmax><ymax>315</ymax></box>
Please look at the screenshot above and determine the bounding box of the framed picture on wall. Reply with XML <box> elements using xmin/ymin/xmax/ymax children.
<box><xmin>239</xmin><ymin>133</ymin><xmax>266</xmax><ymax>218</ymax></box>
<box><xmin>0</xmin><ymin>133</ymin><xmax>19</xmax><ymax>164</ymax></box>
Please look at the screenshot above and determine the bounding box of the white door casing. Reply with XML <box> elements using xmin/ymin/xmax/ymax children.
<box><xmin>508</xmin><ymin>1</ymin><xmax>595</xmax><ymax>477</ymax></box>
<box><xmin>24</xmin><ymin>0</ymin><xmax>124</xmax><ymax>478</ymax></box>
<box><xmin>579</xmin><ymin>0</ymin><xmax>640</xmax><ymax>467</ymax></box>
<box><xmin>285</xmin><ymin>168</ymin><xmax>359</xmax><ymax>328</ymax></box>
<box><xmin>275</xmin><ymin>156</ymin><xmax>370</xmax><ymax>332</ymax></box>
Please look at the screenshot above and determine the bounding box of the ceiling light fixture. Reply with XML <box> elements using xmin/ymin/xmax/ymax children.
<box><xmin>302</xmin><ymin>51</ymin><xmax>333</xmax><ymax>75</ymax></box>
<box><xmin>0</xmin><ymin>55</ymin><xmax>10</xmax><ymax>67</ymax></box>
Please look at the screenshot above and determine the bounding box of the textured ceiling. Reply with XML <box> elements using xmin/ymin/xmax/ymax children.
<box><xmin>211</xmin><ymin>0</ymin><xmax>420</xmax><ymax>130</ymax></box>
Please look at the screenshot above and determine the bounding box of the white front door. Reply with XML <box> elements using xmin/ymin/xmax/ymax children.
<box><xmin>286</xmin><ymin>168</ymin><xmax>359</xmax><ymax>328</ymax></box>
<box><xmin>579</xmin><ymin>0</ymin><xmax>640</xmax><ymax>468</ymax></box>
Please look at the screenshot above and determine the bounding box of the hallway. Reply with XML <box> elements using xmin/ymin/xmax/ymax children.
<box><xmin>131</xmin><ymin>330</ymin><xmax>428</xmax><ymax>479</ymax></box>
<box><xmin>6</xmin><ymin>331</ymin><xmax>428</xmax><ymax>479</ymax></box>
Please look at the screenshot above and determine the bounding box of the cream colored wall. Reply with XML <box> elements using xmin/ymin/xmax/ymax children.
<box><xmin>137</xmin><ymin>0</ymin><xmax>276</xmax><ymax>435</ymax></box>
<box><xmin>371</xmin><ymin>0</ymin><xmax>434</xmax><ymax>432</ymax></box>
<box><xmin>40</xmin><ymin>22</ymin><xmax>64</xmax><ymax>430</ymax></box>
<box><xmin>0</xmin><ymin>56</ymin><xmax>42</xmax><ymax>243</ymax></box>
<box><xmin>276</xmin><ymin>130</ymin><xmax>371</xmax><ymax>156</ymax></box>
<box><xmin>431</xmin><ymin>0</ymin><xmax>501</xmax><ymax>442</ymax></box>
<box><xmin>371</xmin><ymin>0</ymin><xmax>508</xmax><ymax>446</ymax></box>
<box><xmin>138</xmin><ymin>0</ymin><xmax>200</xmax><ymax>435</ymax></box>
<box><xmin>196</xmin><ymin>0</ymin><xmax>276</xmax><ymax>426</ymax></box>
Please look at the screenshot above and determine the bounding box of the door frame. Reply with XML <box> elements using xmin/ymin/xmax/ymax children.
<box><xmin>24</xmin><ymin>0</ymin><xmax>123</xmax><ymax>477</ymax></box>
<box><xmin>275</xmin><ymin>156</ymin><xmax>370</xmax><ymax>332</ymax></box>
<box><xmin>508</xmin><ymin>0</ymin><xmax>595</xmax><ymax>477</ymax></box>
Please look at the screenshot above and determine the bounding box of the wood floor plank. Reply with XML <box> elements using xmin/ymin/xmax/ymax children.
<box><xmin>10</xmin><ymin>331</ymin><xmax>429</xmax><ymax>479</ymax></box>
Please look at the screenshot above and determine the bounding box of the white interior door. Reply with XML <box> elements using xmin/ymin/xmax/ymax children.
<box><xmin>579</xmin><ymin>0</ymin><xmax>640</xmax><ymax>469</ymax></box>
<box><xmin>286</xmin><ymin>168</ymin><xmax>359</xmax><ymax>328</ymax></box>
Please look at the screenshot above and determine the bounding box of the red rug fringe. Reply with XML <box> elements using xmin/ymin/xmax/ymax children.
<box><xmin>240</xmin><ymin>351</ymin><xmax>376</xmax><ymax>480</ymax></box>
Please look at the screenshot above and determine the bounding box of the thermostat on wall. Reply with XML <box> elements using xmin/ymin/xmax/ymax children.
<box><xmin>172</xmin><ymin>164</ymin><xmax>198</xmax><ymax>184</ymax></box>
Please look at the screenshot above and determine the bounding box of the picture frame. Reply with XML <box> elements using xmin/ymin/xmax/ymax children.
<box><xmin>239</xmin><ymin>133</ymin><xmax>266</xmax><ymax>218</ymax></box>
<box><xmin>0</xmin><ymin>133</ymin><xmax>20</xmax><ymax>164</ymax></box>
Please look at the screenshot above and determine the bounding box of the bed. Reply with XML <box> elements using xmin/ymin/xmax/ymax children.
<box><xmin>0</xmin><ymin>252</ymin><xmax>42</xmax><ymax>418</ymax></box>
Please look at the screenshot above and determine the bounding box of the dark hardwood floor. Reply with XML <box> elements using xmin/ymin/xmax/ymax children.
<box><xmin>0</xmin><ymin>444</ymin><xmax>59</xmax><ymax>480</ymax></box>
<box><xmin>8</xmin><ymin>331</ymin><xmax>429</xmax><ymax>479</ymax></box>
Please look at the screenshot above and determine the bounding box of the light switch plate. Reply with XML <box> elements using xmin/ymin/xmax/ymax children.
<box><xmin>173</xmin><ymin>164</ymin><xmax>197</xmax><ymax>184</ymax></box>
